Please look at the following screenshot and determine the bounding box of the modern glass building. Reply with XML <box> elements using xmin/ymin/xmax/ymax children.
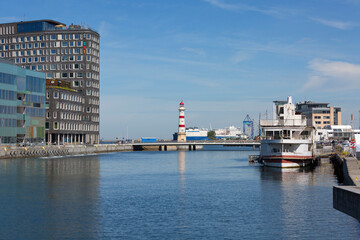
<box><xmin>0</xmin><ymin>59</ymin><xmax>45</xmax><ymax>145</ymax></box>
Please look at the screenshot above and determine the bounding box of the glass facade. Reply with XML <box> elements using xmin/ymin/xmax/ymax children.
<box><xmin>17</xmin><ymin>22</ymin><xmax>57</xmax><ymax>34</ymax></box>
<box><xmin>0</xmin><ymin>60</ymin><xmax>45</xmax><ymax>145</ymax></box>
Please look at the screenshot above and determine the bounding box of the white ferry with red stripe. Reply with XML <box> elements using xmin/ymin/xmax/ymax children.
<box><xmin>259</xmin><ymin>96</ymin><xmax>315</xmax><ymax>168</ymax></box>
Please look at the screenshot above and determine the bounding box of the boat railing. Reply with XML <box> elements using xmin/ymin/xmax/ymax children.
<box><xmin>260</xmin><ymin>118</ymin><xmax>307</xmax><ymax>126</ymax></box>
<box><xmin>262</xmin><ymin>135</ymin><xmax>311</xmax><ymax>140</ymax></box>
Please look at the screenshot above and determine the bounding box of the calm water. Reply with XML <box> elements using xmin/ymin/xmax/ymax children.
<box><xmin>0</xmin><ymin>148</ymin><xmax>359</xmax><ymax>239</ymax></box>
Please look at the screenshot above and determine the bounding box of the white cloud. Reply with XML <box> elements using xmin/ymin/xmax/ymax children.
<box><xmin>310</xmin><ymin>17</ymin><xmax>357</xmax><ymax>30</ymax></box>
<box><xmin>303</xmin><ymin>59</ymin><xmax>360</xmax><ymax>91</ymax></box>
<box><xmin>181</xmin><ymin>47</ymin><xmax>206</xmax><ymax>57</ymax></box>
<box><xmin>203</xmin><ymin>0</ymin><xmax>298</xmax><ymax>17</ymax></box>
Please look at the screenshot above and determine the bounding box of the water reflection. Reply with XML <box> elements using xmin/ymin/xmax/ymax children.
<box><xmin>178</xmin><ymin>151</ymin><xmax>186</xmax><ymax>186</ymax></box>
<box><xmin>0</xmin><ymin>156</ymin><xmax>100</xmax><ymax>240</ymax></box>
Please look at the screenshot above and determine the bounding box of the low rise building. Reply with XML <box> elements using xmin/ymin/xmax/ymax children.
<box><xmin>45</xmin><ymin>79</ymin><xmax>86</xmax><ymax>144</ymax></box>
<box><xmin>0</xmin><ymin>59</ymin><xmax>45</xmax><ymax>145</ymax></box>
<box><xmin>296</xmin><ymin>101</ymin><xmax>341</xmax><ymax>129</ymax></box>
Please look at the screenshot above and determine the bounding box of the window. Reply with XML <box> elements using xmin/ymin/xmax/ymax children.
<box><xmin>77</xmin><ymin>41</ymin><xmax>81</xmax><ymax>47</ymax></box>
<box><xmin>50</xmin><ymin>64</ymin><xmax>56</xmax><ymax>70</ymax></box>
<box><xmin>54</xmin><ymin>122</ymin><xmax>58</xmax><ymax>130</ymax></box>
<box><xmin>45</xmin><ymin>122</ymin><xmax>49</xmax><ymax>129</ymax></box>
<box><xmin>77</xmin><ymin>72</ymin><xmax>83</xmax><ymax>78</ymax></box>
<box><xmin>51</xmin><ymin>35</ymin><xmax>56</xmax><ymax>40</ymax></box>
<box><xmin>62</xmin><ymin>72</ymin><xmax>68</xmax><ymax>78</ymax></box>
<box><xmin>74</xmin><ymin>48</ymin><xmax>80</xmax><ymax>54</ymax></box>
<box><xmin>62</xmin><ymin>42</ymin><xmax>68</xmax><ymax>47</ymax></box>
<box><xmin>69</xmin><ymin>41</ymin><xmax>74</xmax><ymax>47</ymax></box>
<box><xmin>74</xmin><ymin>63</ymin><xmax>79</xmax><ymax>69</ymax></box>
<box><xmin>69</xmin><ymin>72</ymin><xmax>74</xmax><ymax>78</ymax></box>
<box><xmin>86</xmin><ymin>90</ymin><xmax>91</xmax><ymax>95</ymax></box>
<box><xmin>53</xmin><ymin>112</ymin><xmax>57</xmax><ymax>119</ymax></box>
<box><xmin>62</xmin><ymin>56</ymin><xmax>68</xmax><ymax>61</ymax></box>
<box><xmin>53</xmin><ymin>92</ymin><xmax>59</xmax><ymax>99</ymax></box>
<box><xmin>50</xmin><ymin>49</ymin><xmax>56</xmax><ymax>54</ymax></box>
<box><xmin>73</xmin><ymin>81</ymin><xmax>79</xmax><ymax>87</ymax></box>
<box><xmin>87</xmin><ymin>107</ymin><xmax>91</xmax><ymax>113</ymax></box>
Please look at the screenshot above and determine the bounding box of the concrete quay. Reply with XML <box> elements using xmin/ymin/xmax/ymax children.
<box><xmin>0</xmin><ymin>144</ymin><xmax>132</xmax><ymax>159</ymax></box>
<box><xmin>333</xmin><ymin>154</ymin><xmax>360</xmax><ymax>221</ymax></box>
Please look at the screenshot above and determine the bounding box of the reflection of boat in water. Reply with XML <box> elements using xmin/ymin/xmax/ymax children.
<box><xmin>259</xmin><ymin>96</ymin><xmax>315</xmax><ymax>168</ymax></box>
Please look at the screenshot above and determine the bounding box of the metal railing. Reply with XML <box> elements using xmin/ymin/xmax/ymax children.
<box><xmin>260</xmin><ymin>118</ymin><xmax>307</xmax><ymax>126</ymax></box>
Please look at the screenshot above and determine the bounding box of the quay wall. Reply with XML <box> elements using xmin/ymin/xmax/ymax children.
<box><xmin>0</xmin><ymin>144</ymin><xmax>132</xmax><ymax>159</ymax></box>
<box><xmin>333</xmin><ymin>154</ymin><xmax>360</xmax><ymax>221</ymax></box>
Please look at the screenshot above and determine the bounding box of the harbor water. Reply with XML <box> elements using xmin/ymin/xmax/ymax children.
<box><xmin>0</xmin><ymin>148</ymin><xmax>359</xmax><ymax>239</ymax></box>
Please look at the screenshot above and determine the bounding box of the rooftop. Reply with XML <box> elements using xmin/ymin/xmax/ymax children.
<box><xmin>0</xmin><ymin>19</ymin><xmax>66</xmax><ymax>27</ymax></box>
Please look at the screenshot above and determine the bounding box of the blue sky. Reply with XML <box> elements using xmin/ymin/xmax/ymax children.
<box><xmin>2</xmin><ymin>0</ymin><xmax>360</xmax><ymax>139</ymax></box>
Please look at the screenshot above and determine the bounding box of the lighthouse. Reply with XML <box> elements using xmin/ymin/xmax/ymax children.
<box><xmin>178</xmin><ymin>101</ymin><xmax>186</xmax><ymax>142</ymax></box>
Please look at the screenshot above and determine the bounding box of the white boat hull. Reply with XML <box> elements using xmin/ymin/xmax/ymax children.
<box><xmin>261</xmin><ymin>156</ymin><xmax>313</xmax><ymax>168</ymax></box>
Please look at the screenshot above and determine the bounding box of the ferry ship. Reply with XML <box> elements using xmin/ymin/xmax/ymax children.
<box><xmin>214</xmin><ymin>126</ymin><xmax>248</xmax><ymax>139</ymax></box>
<box><xmin>259</xmin><ymin>96</ymin><xmax>315</xmax><ymax>168</ymax></box>
<box><xmin>186</xmin><ymin>127</ymin><xmax>208</xmax><ymax>140</ymax></box>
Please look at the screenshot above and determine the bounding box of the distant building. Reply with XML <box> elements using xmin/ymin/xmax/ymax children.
<box><xmin>0</xmin><ymin>19</ymin><xmax>100</xmax><ymax>144</ymax></box>
<box><xmin>325</xmin><ymin>125</ymin><xmax>353</xmax><ymax>141</ymax></box>
<box><xmin>0</xmin><ymin>59</ymin><xmax>45</xmax><ymax>144</ymax></box>
<box><xmin>296</xmin><ymin>101</ymin><xmax>341</xmax><ymax>129</ymax></box>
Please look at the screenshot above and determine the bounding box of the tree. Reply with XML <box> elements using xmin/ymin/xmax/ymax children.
<box><xmin>207</xmin><ymin>131</ymin><xmax>216</xmax><ymax>140</ymax></box>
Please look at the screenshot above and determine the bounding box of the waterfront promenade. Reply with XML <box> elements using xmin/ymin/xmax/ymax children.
<box><xmin>0</xmin><ymin>144</ymin><xmax>132</xmax><ymax>159</ymax></box>
<box><xmin>0</xmin><ymin>140</ymin><xmax>260</xmax><ymax>159</ymax></box>
<box><xmin>333</xmin><ymin>154</ymin><xmax>360</xmax><ymax>221</ymax></box>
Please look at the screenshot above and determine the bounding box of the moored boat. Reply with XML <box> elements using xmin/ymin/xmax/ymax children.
<box><xmin>259</xmin><ymin>96</ymin><xmax>315</xmax><ymax>168</ymax></box>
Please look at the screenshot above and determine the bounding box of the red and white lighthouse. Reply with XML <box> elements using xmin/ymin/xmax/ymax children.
<box><xmin>178</xmin><ymin>101</ymin><xmax>186</xmax><ymax>142</ymax></box>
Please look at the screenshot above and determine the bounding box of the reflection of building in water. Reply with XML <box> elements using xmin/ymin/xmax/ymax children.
<box><xmin>0</xmin><ymin>156</ymin><xmax>101</xmax><ymax>239</ymax></box>
<box><xmin>43</xmin><ymin>156</ymin><xmax>100</xmax><ymax>238</ymax></box>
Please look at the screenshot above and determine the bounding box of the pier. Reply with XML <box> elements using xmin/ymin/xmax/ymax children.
<box><xmin>332</xmin><ymin>154</ymin><xmax>360</xmax><ymax>221</ymax></box>
<box><xmin>0</xmin><ymin>140</ymin><xmax>260</xmax><ymax>159</ymax></box>
<box><xmin>132</xmin><ymin>140</ymin><xmax>260</xmax><ymax>151</ymax></box>
<box><xmin>0</xmin><ymin>144</ymin><xmax>132</xmax><ymax>159</ymax></box>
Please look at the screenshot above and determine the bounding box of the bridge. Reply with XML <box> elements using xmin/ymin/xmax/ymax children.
<box><xmin>132</xmin><ymin>140</ymin><xmax>260</xmax><ymax>151</ymax></box>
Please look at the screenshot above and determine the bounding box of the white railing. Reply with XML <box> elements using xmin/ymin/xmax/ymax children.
<box><xmin>260</xmin><ymin>118</ymin><xmax>307</xmax><ymax>126</ymax></box>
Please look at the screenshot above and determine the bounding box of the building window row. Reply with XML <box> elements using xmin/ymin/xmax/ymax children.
<box><xmin>0</xmin><ymin>32</ymin><xmax>99</xmax><ymax>45</ymax></box>
<box><xmin>50</xmin><ymin>122</ymin><xmax>99</xmax><ymax>131</ymax></box>
<box><xmin>0</xmin><ymin>26</ymin><xmax>15</xmax><ymax>35</ymax></box>
<box><xmin>60</xmin><ymin>112</ymin><xmax>82</xmax><ymax>121</ymax></box>
<box><xmin>58</xmin><ymin>102</ymin><xmax>82</xmax><ymax>112</ymax></box>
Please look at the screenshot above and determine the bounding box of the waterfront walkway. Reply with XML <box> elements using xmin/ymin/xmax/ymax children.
<box><xmin>0</xmin><ymin>140</ymin><xmax>260</xmax><ymax>159</ymax></box>
<box><xmin>333</xmin><ymin>154</ymin><xmax>360</xmax><ymax>221</ymax></box>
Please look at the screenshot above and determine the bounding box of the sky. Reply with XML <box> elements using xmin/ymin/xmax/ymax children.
<box><xmin>2</xmin><ymin>0</ymin><xmax>360</xmax><ymax>139</ymax></box>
